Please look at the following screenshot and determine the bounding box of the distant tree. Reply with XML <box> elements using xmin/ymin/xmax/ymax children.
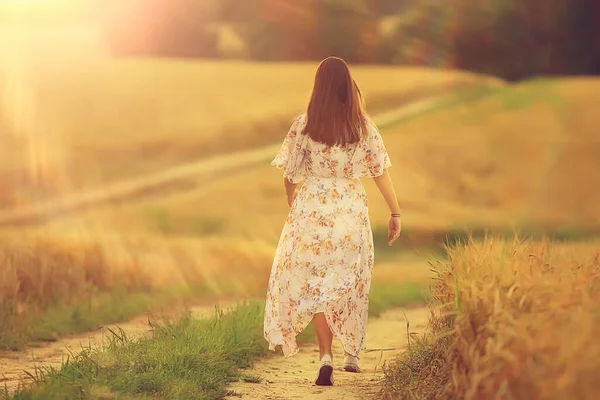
<box><xmin>220</xmin><ymin>0</ymin><xmax>380</xmax><ymax>63</ymax></box>
<box><xmin>219</xmin><ymin>0</ymin><xmax>323</xmax><ymax>60</ymax></box>
<box><xmin>595</xmin><ymin>0</ymin><xmax>600</xmax><ymax>73</ymax></box>
<box><xmin>104</xmin><ymin>0</ymin><xmax>220</xmax><ymax>58</ymax></box>
<box><xmin>557</xmin><ymin>0</ymin><xmax>599</xmax><ymax>75</ymax></box>
<box><xmin>451</xmin><ymin>0</ymin><xmax>551</xmax><ymax>80</ymax></box>
<box><xmin>453</xmin><ymin>0</ymin><xmax>600</xmax><ymax>79</ymax></box>
<box><xmin>367</xmin><ymin>0</ymin><xmax>415</xmax><ymax>15</ymax></box>
<box><xmin>316</xmin><ymin>0</ymin><xmax>381</xmax><ymax>63</ymax></box>
<box><xmin>386</xmin><ymin>0</ymin><xmax>600</xmax><ymax>80</ymax></box>
<box><xmin>381</xmin><ymin>0</ymin><xmax>457</xmax><ymax>67</ymax></box>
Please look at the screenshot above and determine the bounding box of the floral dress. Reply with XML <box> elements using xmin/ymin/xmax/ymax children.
<box><xmin>263</xmin><ymin>114</ymin><xmax>392</xmax><ymax>358</ymax></box>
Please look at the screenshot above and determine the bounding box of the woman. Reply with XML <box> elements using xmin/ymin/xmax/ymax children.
<box><xmin>264</xmin><ymin>56</ymin><xmax>402</xmax><ymax>387</ymax></box>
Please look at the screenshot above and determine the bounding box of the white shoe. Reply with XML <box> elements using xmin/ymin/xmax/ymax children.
<box><xmin>315</xmin><ymin>354</ymin><xmax>334</xmax><ymax>386</ymax></box>
<box><xmin>343</xmin><ymin>353</ymin><xmax>361</xmax><ymax>373</ymax></box>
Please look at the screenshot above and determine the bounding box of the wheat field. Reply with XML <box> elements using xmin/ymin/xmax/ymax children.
<box><xmin>382</xmin><ymin>237</ymin><xmax>600</xmax><ymax>400</ymax></box>
<box><xmin>1</xmin><ymin>22</ymin><xmax>598</xmax><ymax>361</ymax></box>
<box><xmin>0</xmin><ymin>223</ymin><xmax>431</xmax><ymax>350</ymax></box>
<box><xmin>66</xmin><ymin>78</ymin><xmax>600</xmax><ymax>241</ymax></box>
<box><xmin>0</xmin><ymin>57</ymin><xmax>497</xmax><ymax>210</ymax></box>
<box><xmin>3</xmin><ymin>74</ymin><xmax>597</xmax><ymax>344</ymax></box>
<box><xmin>0</xmin><ymin>226</ymin><xmax>279</xmax><ymax>347</ymax></box>
<box><xmin>0</xmin><ymin>20</ymin><xmax>504</xmax><ymax>210</ymax></box>
<box><xmin>0</xmin><ymin>22</ymin><xmax>489</xmax><ymax>348</ymax></box>
<box><xmin>3</xmin><ymin>76</ymin><xmax>593</xmax><ymax>351</ymax></box>
<box><xmin>2</xmin><ymin>10</ymin><xmax>599</xmax><ymax>400</ymax></box>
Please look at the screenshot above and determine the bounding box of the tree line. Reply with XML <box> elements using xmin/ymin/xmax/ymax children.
<box><xmin>103</xmin><ymin>0</ymin><xmax>600</xmax><ymax>81</ymax></box>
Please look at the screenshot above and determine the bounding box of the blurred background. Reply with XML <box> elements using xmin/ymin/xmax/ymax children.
<box><xmin>0</xmin><ymin>0</ymin><xmax>599</xmax><ymax>350</ymax></box>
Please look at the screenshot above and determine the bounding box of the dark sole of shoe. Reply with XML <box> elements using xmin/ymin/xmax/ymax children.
<box><xmin>315</xmin><ymin>365</ymin><xmax>334</xmax><ymax>386</ymax></box>
<box><xmin>343</xmin><ymin>364</ymin><xmax>361</xmax><ymax>373</ymax></box>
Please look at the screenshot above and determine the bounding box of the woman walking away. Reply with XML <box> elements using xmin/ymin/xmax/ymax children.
<box><xmin>263</xmin><ymin>56</ymin><xmax>402</xmax><ymax>387</ymax></box>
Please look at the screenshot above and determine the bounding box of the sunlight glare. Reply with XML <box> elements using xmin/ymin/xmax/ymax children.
<box><xmin>0</xmin><ymin>0</ymin><xmax>72</xmax><ymax>14</ymax></box>
<box><xmin>2</xmin><ymin>0</ymin><xmax>61</xmax><ymax>5</ymax></box>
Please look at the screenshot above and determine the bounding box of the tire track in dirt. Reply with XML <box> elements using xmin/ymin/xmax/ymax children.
<box><xmin>224</xmin><ymin>307</ymin><xmax>429</xmax><ymax>400</ymax></box>
<box><xmin>0</xmin><ymin>98</ymin><xmax>443</xmax><ymax>227</ymax></box>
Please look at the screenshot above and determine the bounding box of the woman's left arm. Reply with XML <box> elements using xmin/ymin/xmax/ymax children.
<box><xmin>284</xmin><ymin>178</ymin><xmax>298</xmax><ymax>207</ymax></box>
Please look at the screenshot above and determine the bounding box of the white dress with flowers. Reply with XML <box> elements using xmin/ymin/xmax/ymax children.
<box><xmin>264</xmin><ymin>114</ymin><xmax>391</xmax><ymax>358</ymax></box>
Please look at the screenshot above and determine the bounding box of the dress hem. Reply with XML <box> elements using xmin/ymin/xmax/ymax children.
<box><xmin>265</xmin><ymin>309</ymin><xmax>364</xmax><ymax>359</ymax></box>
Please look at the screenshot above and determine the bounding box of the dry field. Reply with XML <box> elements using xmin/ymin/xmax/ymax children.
<box><xmin>67</xmin><ymin>78</ymin><xmax>600</xmax><ymax>241</ymax></box>
<box><xmin>381</xmin><ymin>237</ymin><xmax>600</xmax><ymax>400</ymax></box>
<box><xmin>374</xmin><ymin>78</ymin><xmax>600</xmax><ymax>231</ymax></box>
<box><xmin>2</xmin><ymin>12</ymin><xmax>599</xmax><ymax>400</ymax></box>
<box><xmin>3</xmin><ymin>77</ymin><xmax>593</xmax><ymax>351</ymax></box>
<box><xmin>3</xmin><ymin>76</ymin><xmax>596</xmax><ymax>345</ymax></box>
<box><xmin>0</xmin><ymin>20</ymin><xmax>499</xmax><ymax>209</ymax></box>
<box><xmin>2</xmin><ymin>26</ymin><xmax>597</xmax><ymax>362</ymax></box>
<box><xmin>0</xmin><ymin>227</ymin><xmax>277</xmax><ymax>348</ymax></box>
<box><xmin>0</xmin><ymin>225</ymin><xmax>430</xmax><ymax>349</ymax></box>
<box><xmin>0</xmin><ymin>22</ymin><xmax>482</xmax><ymax>349</ymax></box>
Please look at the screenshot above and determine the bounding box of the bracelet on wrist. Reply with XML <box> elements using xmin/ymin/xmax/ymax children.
<box><xmin>391</xmin><ymin>213</ymin><xmax>401</xmax><ymax>217</ymax></box>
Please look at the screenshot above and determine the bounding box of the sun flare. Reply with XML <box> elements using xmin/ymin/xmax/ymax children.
<box><xmin>2</xmin><ymin>0</ymin><xmax>60</xmax><ymax>4</ymax></box>
<box><xmin>0</xmin><ymin>0</ymin><xmax>69</xmax><ymax>12</ymax></box>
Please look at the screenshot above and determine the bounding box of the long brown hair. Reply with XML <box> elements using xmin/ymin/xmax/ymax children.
<box><xmin>302</xmin><ymin>56</ymin><xmax>369</xmax><ymax>146</ymax></box>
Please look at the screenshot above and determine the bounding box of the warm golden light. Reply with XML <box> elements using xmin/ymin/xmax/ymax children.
<box><xmin>2</xmin><ymin>0</ymin><xmax>62</xmax><ymax>5</ymax></box>
<box><xmin>0</xmin><ymin>0</ymin><xmax>75</xmax><ymax>15</ymax></box>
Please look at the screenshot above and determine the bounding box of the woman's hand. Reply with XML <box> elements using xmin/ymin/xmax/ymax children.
<box><xmin>373</xmin><ymin>170</ymin><xmax>402</xmax><ymax>246</ymax></box>
<box><xmin>388</xmin><ymin>216</ymin><xmax>401</xmax><ymax>246</ymax></box>
<box><xmin>287</xmin><ymin>189</ymin><xmax>299</xmax><ymax>207</ymax></box>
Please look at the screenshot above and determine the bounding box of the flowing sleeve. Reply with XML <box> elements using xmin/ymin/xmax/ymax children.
<box><xmin>271</xmin><ymin>114</ymin><xmax>308</xmax><ymax>183</ymax></box>
<box><xmin>351</xmin><ymin>119</ymin><xmax>392</xmax><ymax>178</ymax></box>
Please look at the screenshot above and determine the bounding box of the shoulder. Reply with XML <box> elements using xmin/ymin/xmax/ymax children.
<box><xmin>292</xmin><ymin>113</ymin><xmax>307</xmax><ymax>123</ymax></box>
<box><xmin>294</xmin><ymin>113</ymin><xmax>307</xmax><ymax>127</ymax></box>
<box><xmin>290</xmin><ymin>113</ymin><xmax>307</xmax><ymax>128</ymax></box>
<box><xmin>285</xmin><ymin>114</ymin><xmax>307</xmax><ymax>139</ymax></box>
<box><xmin>359</xmin><ymin>114</ymin><xmax>380</xmax><ymax>142</ymax></box>
<box><xmin>364</xmin><ymin>114</ymin><xmax>378</xmax><ymax>130</ymax></box>
<box><xmin>289</xmin><ymin>114</ymin><xmax>307</xmax><ymax>134</ymax></box>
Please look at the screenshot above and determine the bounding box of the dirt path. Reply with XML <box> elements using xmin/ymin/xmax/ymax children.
<box><xmin>225</xmin><ymin>307</ymin><xmax>429</xmax><ymax>400</ymax></box>
<box><xmin>0</xmin><ymin>305</ymin><xmax>217</xmax><ymax>393</ymax></box>
<box><xmin>0</xmin><ymin>97</ymin><xmax>443</xmax><ymax>227</ymax></box>
<box><xmin>1</xmin><ymin>306</ymin><xmax>429</xmax><ymax>398</ymax></box>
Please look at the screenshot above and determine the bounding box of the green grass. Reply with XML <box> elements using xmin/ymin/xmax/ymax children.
<box><xmin>5</xmin><ymin>303</ymin><xmax>268</xmax><ymax>400</ymax></box>
<box><xmin>194</xmin><ymin>216</ymin><xmax>225</xmax><ymax>236</ymax></box>
<box><xmin>0</xmin><ymin>285</ymin><xmax>206</xmax><ymax>351</ymax></box>
<box><xmin>381</xmin><ymin>77</ymin><xmax>566</xmax><ymax>129</ymax></box>
<box><xmin>496</xmin><ymin>78</ymin><xmax>567</xmax><ymax>111</ymax></box>
<box><xmin>5</xmin><ymin>282</ymin><xmax>428</xmax><ymax>400</ymax></box>
<box><xmin>368</xmin><ymin>282</ymin><xmax>429</xmax><ymax>317</ymax></box>
<box><xmin>145</xmin><ymin>208</ymin><xmax>225</xmax><ymax>236</ymax></box>
<box><xmin>379</xmin><ymin>84</ymin><xmax>502</xmax><ymax>127</ymax></box>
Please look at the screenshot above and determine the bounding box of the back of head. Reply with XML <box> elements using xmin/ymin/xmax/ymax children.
<box><xmin>303</xmin><ymin>56</ymin><xmax>369</xmax><ymax>146</ymax></box>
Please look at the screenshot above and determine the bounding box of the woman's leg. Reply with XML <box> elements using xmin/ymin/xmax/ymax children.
<box><xmin>312</xmin><ymin>313</ymin><xmax>333</xmax><ymax>359</ymax></box>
